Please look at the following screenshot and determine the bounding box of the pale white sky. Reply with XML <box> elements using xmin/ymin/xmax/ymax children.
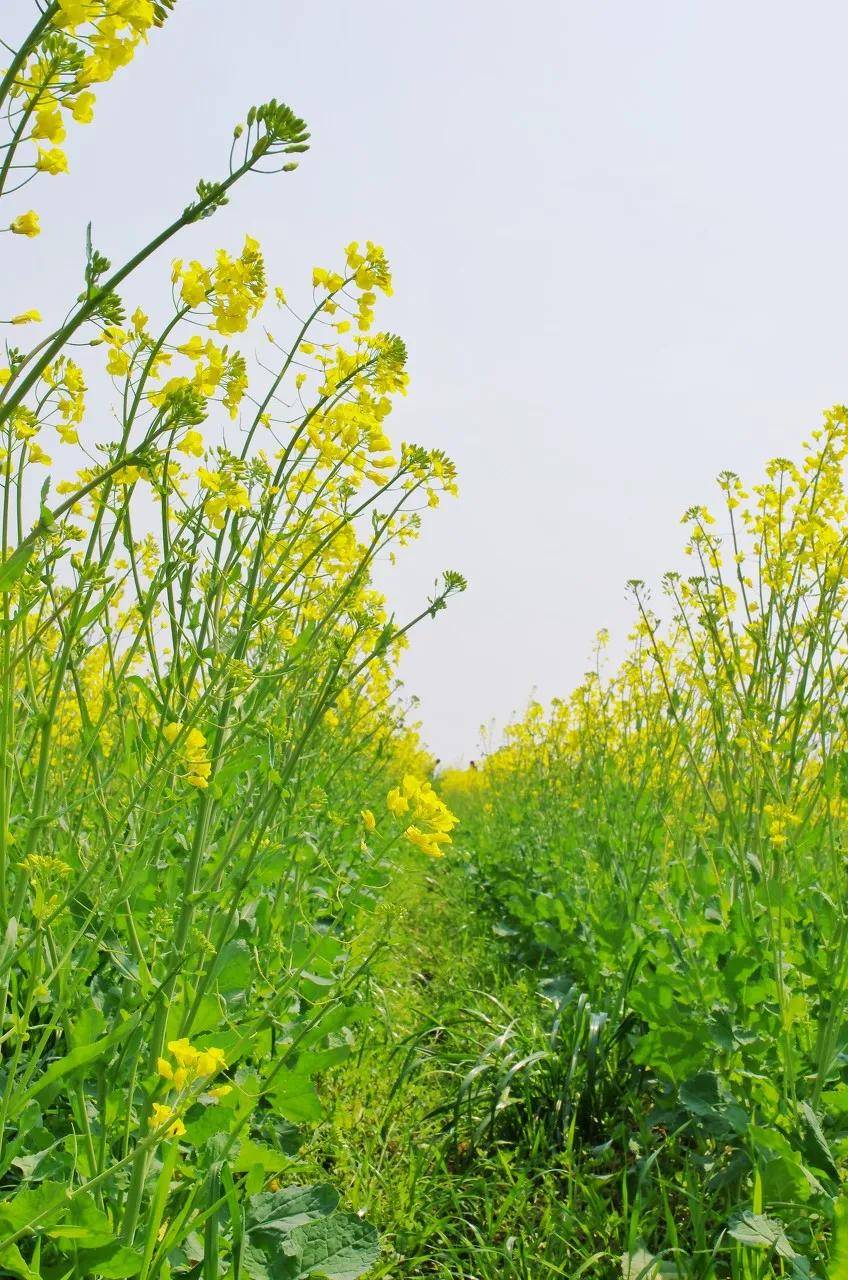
<box><xmin>7</xmin><ymin>1</ymin><xmax>848</xmax><ymax>762</ymax></box>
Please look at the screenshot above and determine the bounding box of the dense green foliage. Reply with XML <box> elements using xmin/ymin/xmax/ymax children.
<box><xmin>0</xmin><ymin>5</ymin><xmax>460</xmax><ymax>1277</ymax></box>
<box><xmin>437</xmin><ymin>422</ymin><xmax>848</xmax><ymax>1277</ymax></box>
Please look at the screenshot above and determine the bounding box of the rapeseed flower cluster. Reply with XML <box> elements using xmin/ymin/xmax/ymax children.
<box><xmin>149</xmin><ymin>1039</ymin><xmax>230</xmax><ymax>1139</ymax></box>
<box><xmin>172</xmin><ymin>236</ymin><xmax>266</xmax><ymax>335</ymax></box>
<box><xmin>387</xmin><ymin>775</ymin><xmax>458</xmax><ymax>857</ymax></box>
<box><xmin>2</xmin><ymin>0</ymin><xmax>170</xmax><ymax>234</ymax></box>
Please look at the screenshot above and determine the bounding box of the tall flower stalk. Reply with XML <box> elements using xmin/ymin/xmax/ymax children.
<box><xmin>0</xmin><ymin>4</ymin><xmax>462</xmax><ymax>1274</ymax></box>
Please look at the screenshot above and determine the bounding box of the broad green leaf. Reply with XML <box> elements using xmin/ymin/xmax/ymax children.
<box><xmin>621</xmin><ymin>1250</ymin><xmax>682</xmax><ymax>1279</ymax></box>
<box><xmin>231</xmin><ymin>1139</ymin><xmax>291</xmax><ymax>1174</ymax></box>
<box><xmin>45</xmin><ymin>1191</ymin><xmax>114</xmax><ymax>1246</ymax></box>
<box><xmin>288</xmin><ymin>1213</ymin><xmax>379</xmax><ymax>1279</ymax></box>
<box><xmin>269</xmin><ymin>1074</ymin><xmax>324</xmax><ymax>1125</ymax></box>
<box><xmin>241</xmin><ymin>1238</ymin><xmax>278</xmax><ymax>1280</ymax></box>
<box><xmin>679</xmin><ymin>1071</ymin><xmax>747</xmax><ymax>1134</ymax></box>
<box><xmin>621</xmin><ymin>1249</ymin><xmax>659</xmax><ymax>1279</ymax></box>
<box><xmin>215</xmin><ymin>939</ymin><xmax>254</xmax><ymax>993</ymax></box>
<box><xmin>248</xmin><ymin>1184</ymin><xmax>339</xmax><ymax>1236</ymax></box>
<box><xmin>799</xmin><ymin>1102</ymin><xmax>839</xmax><ymax>1181</ymax></box>
<box><xmin>750</xmin><ymin>1126</ymin><xmax>816</xmax><ymax>1205</ymax></box>
<box><xmin>728</xmin><ymin>1211</ymin><xmax>796</xmax><ymax>1261</ymax></box>
<box><xmin>632</xmin><ymin>1024</ymin><xmax>707</xmax><ymax>1082</ymax></box>
<box><xmin>0</xmin><ymin>1242</ymin><xmax>40</xmax><ymax>1280</ymax></box>
<box><xmin>76</xmin><ymin>1243</ymin><xmax>145</xmax><ymax>1277</ymax></box>
<box><xmin>0</xmin><ymin>1180</ymin><xmax>67</xmax><ymax>1232</ymax></box>
<box><xmin>9</xmin><ymin>1020</ymin><xmax>136</xmax><ymax>1119</ymax></box>
<box><xmin>184</xmin><ymin>1104</ymin><xmax>233</xmax><ymax>1147</ymax></box>
<box><xmin>72</xmin><ymin>1006</ymin><xmax>107</xmax><ymax>1049</ymax></box>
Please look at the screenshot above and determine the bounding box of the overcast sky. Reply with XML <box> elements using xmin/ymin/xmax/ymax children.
<box><xmin>7</xmin><ymin>1</ymin><xmax>848</xmax><ymax>762</ymax></box>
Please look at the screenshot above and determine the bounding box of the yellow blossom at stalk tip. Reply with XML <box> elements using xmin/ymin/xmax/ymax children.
<box><xmin>9</xmin><ymin>211</ymin><xmax>40</xmax><ymax>237</ymax></box>
<box><xmin>361</xmin><ymin>808</ymin><xmax>376</xmax><ymax>832</ymax></box>
<box><xmin>158</xmin><ymin>1038</ymin><xmax>227</xmax><ymax>1089</ymax></box>
<box><xmin>387</xmin><ymin>775</ymin><xmax>457</xmax><ymax>857</ymax></box>
<box><xmin>10</xmin><ymin>310</ymin><xmax>42</xmax><ymax>325</ymax></box>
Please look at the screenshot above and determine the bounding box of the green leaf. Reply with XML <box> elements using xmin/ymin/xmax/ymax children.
<box><xmin>123</xmin><ymin>675</ymin><xmax>164</xmax><ymax>716</ymax></box>
<box><xmin>241</xmin><ymin>1238</ymin><xmax>282</xmax><ymax>1280</ymax></box>
<box><xmin>184</xmin><ymin>1104</ymin><xmax>233</xmax><ymax>1147</ymax></box>
<box><xmin>9</xmin><ymin>1020</ymin><xmax>136</xmax><ymax>1119</ymax></box>
<box><xmin>72</xmin><ymin>1006</ymin><xmax>107</xmax><ymax>1048</ymax></box>
<box><xmin>0</xmin><ymin>541</ymin><xmax>34</xmax><ymax>593</ymax></box>
<box><xmin>728</xmin><ymin>1211</ymin><xmax>796</xmax><ymax>1260</ymax></box>
<box><xmin>632</xmin><ymin>1023</ymin><xmax>707</xmax><ymax>1082</ymax></box>
<box><xmin>45</xmin><ymin>1192</ymin><xmax>114</xmax><ymax>1246</ymax></box>
<box><xmin>76</xmin><ymin>1243</ymin><xmax>145</xmax><ymax>1277</ymax></box>
<box><xmin>0</xmin><ymin>1180</ymin><xmax>67</xmax><ymax>1232</ymax></box>
<box><xmin>829</xmin><ymin>1195</ymin><xmax>848</xmax><ymax>1279</ymax></box>
<box><xmin>288</xmin><ymin>1213</ymin><xmax>379</xmax><ymax>1279</ymax></box>
<box><xmin>269</xmin><ymin>1074</ymin><xmax>324</xmax><ymax>1125</ymax></box>
<box><xmin>0</xmin><ymin>1242</ymin><xmax>40</xmax><ymax>1280</ymax></box>
<box><xmin>215</xmin><ymin>939</ymin><xmax>254</xmax><ymax>993</ymax></box>
<box><xmin>621</xmin><ymin>1250</ymin><xmax>682</xmax><ymax>1279</ymax></box>
<box><xmin>248</xmin><ymin>1185</ymin><xmax>339</xmax><ymax>1236</ymax></box>
<box><xmin>679</xmin><ymin>1071</ymin><xmax>747</xmax><ymax>1134</ymax></box>
<box><xmin>750</xmin><ymin>1126</ymin><xmax>816</xmax><ymax>1205</ymax></box>
<box><xmin>231</xmin><ymin>1140</ymin><xmax>291</xmax><ymax>1174</ymax></box>
<box><xmin>75</xmin><ymin>588</ymin><xmax>118</xmax><ymax>634</ymax></box>
<box><xmin>799</xmin><ymin>1102</ymin><xmax>839</xmax><ymax>1181</ymax></box>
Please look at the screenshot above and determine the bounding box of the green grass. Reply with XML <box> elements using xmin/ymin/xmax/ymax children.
<box><xmin>302</xmin><ymin>853</ymin><xmax>639</xmax><ymax>1278</ymax></box>
<box><xmin>303</xmin><ymin>841</ymin><xmax>836</xmax><ymax>1280</ymax></box>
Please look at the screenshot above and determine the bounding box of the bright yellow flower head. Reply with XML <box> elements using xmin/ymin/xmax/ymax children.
<box><xmin>35</xmin><ymin>147</ymin><xmax>69</xmax><ymax>176</ymax></box>
<box><xmin>9</xmin><ymin>211</ymin><xmax>40</xmax><ymax>238</ymax></box>
<box><xmin>149</xmin><ymin>1103</ymin><xmax>185</xmax><ymax>1139</ymax></box>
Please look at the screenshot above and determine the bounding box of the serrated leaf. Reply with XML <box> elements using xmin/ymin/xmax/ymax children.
<box><xmin>799</xmin><ymin>1102</ymin><xmax>839</xmax><ymax>1181</ymax></box>
<box><xmin>288</xmin><ymin>1213</ymin><xmax>378</xmax><ymax>1279</ymax></box>
<box><xmin>248</xmin><ymin>1184</ymin><xmax>339</xmax><ymax>1236</ymax></box>
<box><xmin>729</xmin><ymin>1211</ymin><xmax>796</xmax><ymax>1260</ymax></box>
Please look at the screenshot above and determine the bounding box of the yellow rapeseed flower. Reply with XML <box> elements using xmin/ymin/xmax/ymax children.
<box><xmin>10</xmin><ymin>211</ymin><xmax>40</xmax><ymax>238</ymax></box>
